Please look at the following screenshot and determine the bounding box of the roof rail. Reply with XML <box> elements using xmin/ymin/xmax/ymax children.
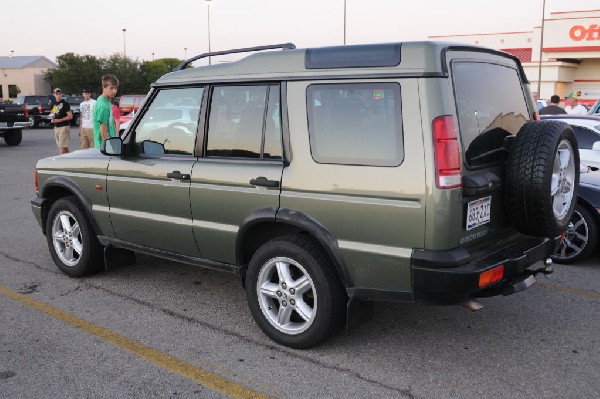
<box><xmin>173</xmin><ymin>43</ymin><xmax>296</xmax><ymax>71</ymax></box>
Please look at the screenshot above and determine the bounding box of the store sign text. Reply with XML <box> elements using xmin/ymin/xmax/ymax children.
<box><xmin>569</xmin><ymin>24</ymin><xmax>600</xmax><ymax>41</ymax></box>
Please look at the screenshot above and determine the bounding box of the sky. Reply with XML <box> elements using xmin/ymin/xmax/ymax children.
<box><xmin>3</xmin><ymin>0</ymin><xmax>600</xmax><ymax>64</ymax></box>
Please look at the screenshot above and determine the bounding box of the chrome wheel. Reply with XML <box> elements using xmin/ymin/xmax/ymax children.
<box><xmin>557</xmin><ymin>209</ymin><xmax>588</xmax><ymax>260</ymax></box>
<box><xmin>256</xmin><ymin>257</ymin><xmax>317</xmax><ymax>335</ymax></box>
<box><xmin>551</xmin><ymin>139</ymin><xmax>576</xmax><ymax>220</ymax></box>
<box><xmin>52</xmin><ymin>210</ymin><xmax>83</xmax><ymax>267</ymax></box>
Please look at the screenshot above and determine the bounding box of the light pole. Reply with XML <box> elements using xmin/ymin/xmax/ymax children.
<box><xmin>9</xmin><ymin>50</ymin><xmax>14</xmax><ymax>58</ymax></box>
<box><xmin>184</xmin><ymin>47</ymin><xmax>187</xmax><ymax>59</ymax></box>
<box><xmin>343</xmin><ymin>0</ymin><xmax>347</xmax><ymax>45</ymax></box>
<box><xmin>206</xmin><ymin>0</ymin><xmax>212</xmax><ymax>65</ymax></box>
<box><xmin>152</xmin><ymin>52</ymin><xmax>155</xmax><ymax>61</ymax></box>
<box><xmin>537</xmin><ymin>0</ymin><xmax>546</xmax><ymax>96</ymax></box>
<box><xmin>122</xmin><ymin>28</ymin><xmax>127</xmax><ymax>58</ymax></box>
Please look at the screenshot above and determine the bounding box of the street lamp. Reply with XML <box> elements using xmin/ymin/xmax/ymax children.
<box><xmin>9</xmin><ymin>50</ymin><xmax>14</xmax><ymax>58</ymax></box>
<box><xmin>122</xmin><ymin>28</ymin><xmax>127</xmax><ymax>58</ymax></box>
<box><xmin>537</xmin><ymin>0</ymin><xmax>546</xmax><ymax>96</ymax></box>
<box><xmin>343</xmin><ymin>0</ymin><xmax>347</xmax><ymax>45</ymax></box>
<box><xmin>206</xmin><ymin>0</ymin><xmax>212</xmax><ymax>65</ymax></box>
<box><xmin>152</xmin><ymin>52</ymin><xmax>155</xmax><ymax>61</ymax></box>
<box><xmin>184</xmin><ymin>47</ymin><xmax>187</xmax><ymax>59</ymax></box>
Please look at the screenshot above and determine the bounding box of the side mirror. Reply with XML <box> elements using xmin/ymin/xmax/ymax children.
<box><xmin>592</xmin><ymin>141</ymin><xmax>600</xmax><ymax>151</ymax></box>
<box><xmin>142</xmin><ymin>140</ymin><xmax>165</xmax><ymax>155</ymax></box>
<box><xmin>101</xmin><ymin>137</ymin><xmax>123</xmax><ymax>156</ymax></box>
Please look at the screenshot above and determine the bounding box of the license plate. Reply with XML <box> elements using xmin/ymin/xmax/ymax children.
<box><xmin>0</xmin><ymin>122</ymin><xmax>6</xmax><ymax>128</ymax></box>
<box><xmin>466</xmin><ymin>196</ymin><xmax>491</xmax><ymax>230</ymax></box>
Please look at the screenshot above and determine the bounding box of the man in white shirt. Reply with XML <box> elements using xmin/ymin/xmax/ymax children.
<box><xmin>79</xmin><ymin>88</ymin><xmax>97</xmax><ymax>148</ymax></box>
<box><xmin>564</xmin><ymin>93</ymin><xmax>588</xmax><ymax>115</ymax></box>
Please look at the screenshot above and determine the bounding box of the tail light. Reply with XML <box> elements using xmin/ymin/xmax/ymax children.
<box><xmin>38</xmin><ymin>106</ymin><xmax>44</xmax><ymax>113</ymax></box>
<box><xmin>34</xmin><ymin>169</ymin><xmax>39</xmax><ymax>193</ymax></box>
<box><xmin>432</xmin><ymin>115</ymin><xmax>462</xmax><ymax>189</ymax></box>
<box><xmin>479</xmin><ymin>265</ymin><xmax>505</xmax><ymax>287</ymax></box>
<box><xmin>24</xmin><ymin>107</ymin><xmax>29</xmax><ymax>118</ymax></box>
<box><xmin>533</xmin><ymin>112</ymin><xmax>540</xmax><ymax>121</ymax></box>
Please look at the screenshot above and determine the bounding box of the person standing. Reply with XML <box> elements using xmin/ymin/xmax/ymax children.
<box><xmin>79</xmin><ymin>88</ymin><xmax>96</xmax><ymax>148</ymax></box>
<box><xmin>564</xmin><ymin>93</ymin><xmax>588</xmax><ymax>115</ymax></box>
<box><xmin>112</xmin><ymin>99</ymin><xmax>121</xmax><ymax>135</ymax></box>
<box><xmin>50</xmin><ymin>88</ymin><xmax>73</xmax><ymax>154</ymax></box>
<box><xmin>93</xmin><ymin>74</ymin><xmax>119</xmax><ymax>148</ymax></box>
<box><xmin>539</xmin><ymin>95</ymin><xmax>567</xmax><ymax>115</ymax></box>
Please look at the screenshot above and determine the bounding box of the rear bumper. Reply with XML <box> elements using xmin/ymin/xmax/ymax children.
<box><xmin>412</xmin><ymin>234</ymin><xmax>560</xmax><ymax>304</ymax></box>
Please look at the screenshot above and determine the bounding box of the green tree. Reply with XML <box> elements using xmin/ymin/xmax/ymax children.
<box><xmin>45</xmin><ymin>53</ymin><xmax>103</xmax><ymax>95</ymax></box>
<box><xmin>140</xmin><ymin>58</ymin><xmax>182</xmax><ymax>89</ymax></box>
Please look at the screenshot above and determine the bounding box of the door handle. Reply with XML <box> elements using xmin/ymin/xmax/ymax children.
<box><xmin>167</xmin><ymin>170</ymin><xmax>191</xmax><ymax>181</ymax></box>
<box><xmin>250</xmin><ymin>176</ymin><xmax>280</xmax><ymax>188</ymax></box>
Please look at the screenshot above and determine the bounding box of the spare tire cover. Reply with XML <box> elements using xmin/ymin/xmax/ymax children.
<box><xmin>505</xmin><ymin>120</ymin><xmax>579</xmax><ymax>238</ymax></box>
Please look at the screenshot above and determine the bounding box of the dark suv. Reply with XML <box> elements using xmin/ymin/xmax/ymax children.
<box><xmin>31</xmin><ymin>42</ymin><xmax>579</xmax><ymax>348</ymax></box>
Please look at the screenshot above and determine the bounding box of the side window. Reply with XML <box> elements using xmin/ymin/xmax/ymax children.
<box><xmin>306</xmin><ymin>83</ymin><xmax>403</xmax><ymax>166</ymax></box>
<box><xmin>572</xmin><ymin>126</ymin><xmax>600</xmax><ymax>150</ymax></box>
<box><xmin>206</xmin><ymin>85</ymin><xmax>282</xmax><ymax>159</ymax></box>
<box><xmin>134</xmin><ymin>87</ymin><xmax>203</xmax><ymax>156</ymax></box>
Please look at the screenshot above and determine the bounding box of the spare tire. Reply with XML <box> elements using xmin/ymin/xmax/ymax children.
<box><xmin>505</xmin><ymin>120</ymin><xmax>579</xmax><ymax>238</ymax></box>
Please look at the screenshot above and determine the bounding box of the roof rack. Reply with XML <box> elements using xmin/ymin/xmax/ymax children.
<box><xmin>173</xmin><ymin>43</ymin><xmax>296</xmax><ymax>71</ymax></box>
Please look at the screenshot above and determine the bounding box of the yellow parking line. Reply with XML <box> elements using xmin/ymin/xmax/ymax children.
<box><xmin>0</xmin><ymin>284</ymin><xmax>275</xmax><ymax>399</ymax></box>
<box><xmin>537</xmin><ymin>281</ymin><xmax>600</xmax><ymax>300</ymax></box>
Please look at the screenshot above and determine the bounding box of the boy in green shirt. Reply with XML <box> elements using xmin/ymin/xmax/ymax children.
<box><xmin>93</xmin><ymin>74</ymin><xmax>119</xmax><ymax>148</ymax></box>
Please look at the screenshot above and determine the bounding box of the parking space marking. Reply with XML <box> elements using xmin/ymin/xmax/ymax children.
<box><xmin>0</xmin><ymin>284</ymin><xmax>275</xmax><ymax>399</ymax></box>
<box><xmin>538</xmin><ymin>281</ymin><xmax>600</xmax><ymax>300</ymax></box>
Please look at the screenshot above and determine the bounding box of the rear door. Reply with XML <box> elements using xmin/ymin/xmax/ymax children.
<box><xmin>449</xmin><ymin>53</ymin><xmax>532</xmax><ymax>249</ymax></box>
<box><xmin>189</xmin><ymin>84</ymin><xmax>284</xmax><ymax>264</ymax></box>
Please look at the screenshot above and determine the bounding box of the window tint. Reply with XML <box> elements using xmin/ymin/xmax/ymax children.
<box><xmin>133</xmin><ymin>87</ymin><xmax>203</xmax><ymax>156</ymax></box>
<box><xmin>452</xmin><ymin>62</ymin><xmax>530</xmax><ymax>167</ymax></box>
<box><xmin>306</xmin><ymin>83</ymin><xmax>403</xmax><ymax>166</ymax></box>
<box><xmin>206</xmin><ymin>85</ymin><xmax>282</xmax><ymax>159</ymax></box>
<box><xmin>572</xmin><ymin>125</ymin><xmax>600</xmax><ymax>150</ymax></box>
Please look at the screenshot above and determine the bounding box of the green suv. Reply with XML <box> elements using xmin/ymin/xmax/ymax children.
<box><xmin>31</xmin><ymin>42</ymin><xmax>579</xmax><ymax>348</ymax></box>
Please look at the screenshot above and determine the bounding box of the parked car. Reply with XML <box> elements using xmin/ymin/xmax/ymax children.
<box><xmin>118</xmin><ymin>94</ymin><xmax>146</xmax><ymax>116</ymax></box>
<box><xmin>552</xmin><ymin>167</ymin><xmax>600</xmax><ymax>263</ymax></box>
<box><xmin>31</xmin><ymin>42</ymin><xmax>578</xmax><ymax>349</ymax></box>
<box><xmin>540</xmin><ymin>115</ymin><xmax>600</xmax><ymax>169</ymax></box>
<box><xmin>13</xmin><ymin>95</ymin><xmax>53</xmax><ymax>128</ymax></box>
<box><xmin>65</xmin><ymin>95</ymin><xmax>84</xmax><ymax>127</ymax></box>
<box><xmin>0</xmin><ymin>102</ymin><xmax>29</xmax><ymax>145</ymax></box>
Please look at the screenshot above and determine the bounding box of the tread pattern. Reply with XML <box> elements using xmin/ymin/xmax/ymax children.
<box><xmin>505</xmin><ymin>121</ymin><xmax>579</xmax><ymax>237</ymax></box>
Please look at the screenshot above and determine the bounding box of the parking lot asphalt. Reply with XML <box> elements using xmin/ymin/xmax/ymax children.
<box><xmin>0</xmin><ymin>128</ymin><xmax>599</xmax><ymax>399</ymax></box>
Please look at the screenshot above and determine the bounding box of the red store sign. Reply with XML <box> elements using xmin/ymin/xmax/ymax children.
<box><xmin>569</xmin><ymin>24</ymin><xmax>600</xmax><ymax>41</ymax></box>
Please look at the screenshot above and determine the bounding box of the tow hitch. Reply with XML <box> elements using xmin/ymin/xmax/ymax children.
<box><xmin>531</xmin><ymin>257</ymin><xmax>554</xmax><ymax>276</ymax></box>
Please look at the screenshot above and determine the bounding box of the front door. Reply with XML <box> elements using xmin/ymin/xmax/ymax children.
<box><xmin>106</xmin><ymin>87</ymin><xmax>204</xmax><ymax>257</ymax></box>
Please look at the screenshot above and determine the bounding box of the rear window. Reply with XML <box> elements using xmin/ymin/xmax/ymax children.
<box><xmin>452</xmin><ymin>62</ymin><xmax>530</xmax><ymax>168</ymax></box>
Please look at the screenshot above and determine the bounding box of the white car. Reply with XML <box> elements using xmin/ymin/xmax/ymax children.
<box><xmin>540</xmin><ymin>115</ymin><xmax>600</xmax><ymax>169</ymax></box>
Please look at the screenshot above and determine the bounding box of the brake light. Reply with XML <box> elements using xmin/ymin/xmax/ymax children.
<box><xmin>432</xmin><ymin>115</ymin><xmax>462</xmax><ymax>189</ymax></box>
<box><xmin>533</xmin><ymin>112</ymin><xmax>540</xmax><ymax>121</ymax></box>
<box><xmin>38</xmin><ymin>106</ymin><xmax>44</xmax><ymax>113</ymax></box>
<box><xmin>24</xmin><ymin>106</ymin><xmax>29</xmax><ymax>118</ymax></box>
<box><xmin>479</xmin><ymin>265</ymin><xmax>504</xmax><ymax>287</ymax></box>
<box><xmin>34</xmin><ymin>169</ymin><xmax>39</xmax><ymax>193</ymax></box>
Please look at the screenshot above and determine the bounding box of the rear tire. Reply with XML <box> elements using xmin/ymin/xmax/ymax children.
<box><xmin>245</xmin><ymin>235</ymin><xmax>346</xmax><ymax>349</ymax></box>
<box><xmin>45</xmin><ymin>197</ymin><xmax>104</xmax><ymax>277</ymax></box>
<box><xmin>3</xmin><ymin>129</ymin><xmax>22</xmax><ymax>146</ymax></box>
<box><xmin>506</xmin><ymin>121</ymin><xmax>579</xmax><ymax>237</ymax></box>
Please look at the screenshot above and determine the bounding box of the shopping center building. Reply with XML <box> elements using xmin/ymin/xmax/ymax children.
<box><xmin>430</xmin><ymin>8</ymin><xmax>600</xmax><ymax>105</ymax></box>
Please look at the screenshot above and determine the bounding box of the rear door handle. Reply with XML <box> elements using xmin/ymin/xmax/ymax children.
<box><xmin>250</xmin><ymin>176</ymin><xmax>280</xmax><ymax>188</ymax></box>
<box><xmin>167</xmin><ymin>170</ymin><xmax>191</xmax><ymax>181</ymax></box>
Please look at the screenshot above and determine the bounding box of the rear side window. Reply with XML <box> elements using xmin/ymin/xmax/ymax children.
<box><xmin>452</xmin><ymin>62</ymin><xmax>530</xmax><ymax>167</ymax></box>
<box><xmin>306</xmin><ymin>83</ymin><xmax>403</xmax><ymax>166</ymax></box>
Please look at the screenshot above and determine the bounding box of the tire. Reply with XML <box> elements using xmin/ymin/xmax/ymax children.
<box><xmin>3</xmin><ymin>130</ymin><xmax>22</xmax><ymax>146</ymax></box>
<box><xmin>72</xmin><ymin>114</ymin><xmax>80</xmax><ymax>127</ymax></box>
<box><xmin>505</xmin><ymin>121</ymin><xmax>579</xmax><ymax>237</ymax></box>
<box><xmin>552</xmin><ymin>204</ymin><xmax>598</xmax><ymax>264</ymax></box>
<box><xmin>245</xmin><ymin>235</ymin><xmax>346</xmax><ymax>349</ymax></box>
<box><xmin>45</xmin><ymin>197</ymin><xmax>104</xmax><ymax>277</ymax></box>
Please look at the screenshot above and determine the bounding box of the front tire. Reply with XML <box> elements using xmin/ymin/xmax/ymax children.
<box><xmin>245</xmin><ymin>236</ymin><xmax>346</xmax><ymax>349</ymax></box>
<box><xmin>3</xmin><ymin>129</ymin><xmax>22</xmax><ymax>146</ymax></box>
<box><xmin>552</xmin><ymin>204</ymin><xmax>598</xmax><ymax>264</ymax></box>
<box><xmin>45</xmin><ymin>197</ymin><xmax>104</xmax><ymax>277</ymax></box>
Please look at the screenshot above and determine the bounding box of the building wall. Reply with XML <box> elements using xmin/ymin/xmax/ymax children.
<box><xmin>0</xmin><ymin>67</ymin><xmax>52</xmax><ymax>100</ymax></box>
<box><xmin>429</xmin><ymin>9</ymin><xmax>600</xmax><ymax>103</ymax></box>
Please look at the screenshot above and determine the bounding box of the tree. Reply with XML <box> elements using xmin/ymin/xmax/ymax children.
<box><xmin>140</xmin><ymin>58</ymin><xmax>182</xmax><ymax>89</ymax></box>
<box><xmin>45</xmin><ymin>53</ymin><xmax>103</xmax><ymax>95</ymax></box>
